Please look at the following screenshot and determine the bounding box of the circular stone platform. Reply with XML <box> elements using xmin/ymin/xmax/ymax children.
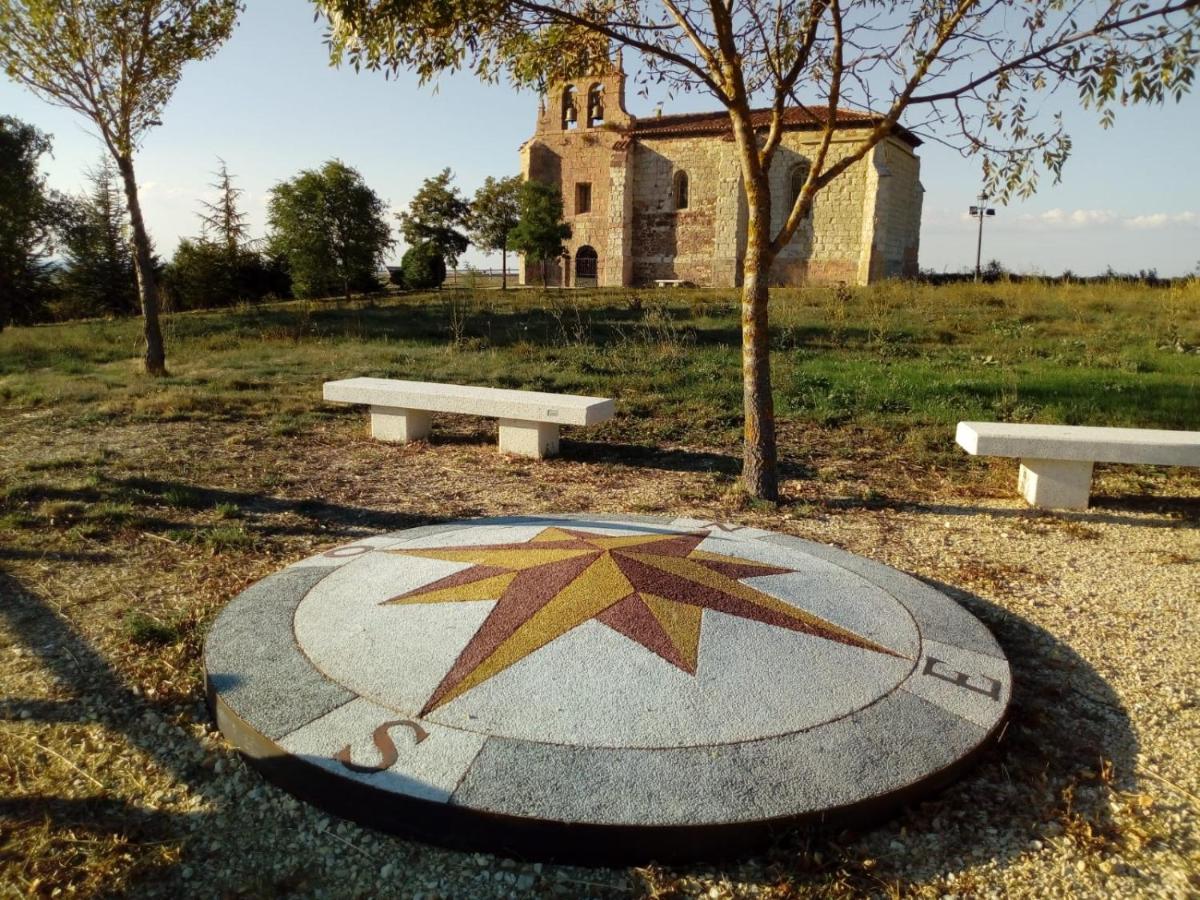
<box><xmin>205</xmin><ymin>515</ymin><xmax>1011</xmax><ymax>862</ymax></box>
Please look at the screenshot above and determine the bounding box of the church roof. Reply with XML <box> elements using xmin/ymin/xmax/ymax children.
<box><xmin>630</xmin><ymin>105</ymin><xmax>921</xmax><ymax>146</ymax></box>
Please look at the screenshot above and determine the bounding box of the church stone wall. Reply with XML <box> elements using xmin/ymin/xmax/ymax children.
<box><xmin>770</xmin><ymin>132</ymin><xmax>876</xmax><ymax>285</ymax></box>
<box><xmin>867</xmin><ymin>139</ymin><xmax>923</xmax><ymax>278</ymax></box>
<box><xmin>619</xmin><ymin>128</ymin><xmax>920</xmax><ymax>287</ymax></box>
<box><xmin>523</xmin><ymin>131</ymin><xmax>628</xmax><ymax>288</ymax></box>
<box><xmin>629</xmin><ymin>136</ymin><xmax>738</xmax><ymax>285</ymax></box>
<box><xmin>519</xmin><ymin>65</ymin><xmax>633</xmax><ymax>288</ymax></box>
<box><xmin>519</xmin><ymin>68</ymin><xmax>922</xmax><ymax>288</ymax></box>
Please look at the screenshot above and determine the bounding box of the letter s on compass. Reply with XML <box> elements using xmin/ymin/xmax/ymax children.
<box><xmin>335</xmin><ymin>719</ymin><xmax>429</xmax><ymax>774</ymax></box>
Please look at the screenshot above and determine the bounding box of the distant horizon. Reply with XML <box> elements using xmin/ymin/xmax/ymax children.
<box><xmin>2</xmin><ymin>0</ymin><xmax>1198</xmax><ymax>278</ymax></box>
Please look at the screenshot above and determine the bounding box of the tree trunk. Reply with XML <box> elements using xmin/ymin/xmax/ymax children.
<box><xmin>739</xmin><ymin>174</ymin><xmax>780</xmax><ymax>501</ymax></box>
<box><xmin>501</xmin><ymin>246</ymin><xmax>507</xmax><ymax>290</ymax></box>
<box><xmin>115</xmin><ymin>154</ymin><xmax>166</xmax><ymax>375</ymax></box>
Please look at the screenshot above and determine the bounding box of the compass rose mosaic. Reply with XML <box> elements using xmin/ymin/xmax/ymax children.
<box><xmin>205</xmin><ymin>516</ymin><xmax>1010</xmax><ymax>861</ymax></box>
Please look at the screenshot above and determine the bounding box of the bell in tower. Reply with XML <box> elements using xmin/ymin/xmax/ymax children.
<box><xmin>538</xmin><ymin>65</ymin><xmax>628</xmax><ymax>136</ymax></box>
<box><xmin>561</xmin><ymin>85</ymin><xmax>579</xmax><ymax>129</ymax></box>
<box><xmin>587</xmin><ymin>84</ymin><xmax>605</xmax><ymax>127</ymax></box>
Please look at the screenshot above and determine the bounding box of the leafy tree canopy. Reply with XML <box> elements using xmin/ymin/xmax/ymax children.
<box><xmin>0</xmin><ymin>115</ymin><xmax>60</xmax><ymax>328</ymax></box>
<box><xmin>398</xmin><ymin>168</ymin><xmax>471</xmax><ymax>269</ymax></box>
<box><xmin>0</xmin><ymin>0</ymin><xmax>242</xmax><ymax>159</ymax></box>
<box><xmin>509</xmin><ymin>179</ymin><xmax>571</xmax><ymax>283</ymax></box>
<box><xmin>469</xmin><ymin>175</ymin><xmax>522</xmax><ymax>254</ymax></box>
<box><xmin>267</xmin><ymin>159</ymin><xmax>393</xmax><ymax>301</ymax></box>
<box><xmin>470</xmin><ymin>174</ymin><xmax>522</xmax><ymax>288</ymax></box>
<box><xmin>318</xmin><ymin>0</ymin><xmax>1198</xmax><ymax>204</ymax></box>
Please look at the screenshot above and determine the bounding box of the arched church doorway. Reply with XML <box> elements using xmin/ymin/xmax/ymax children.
<box><xmin>575</xmin><ymin>245</ymin><xmax>598</xmax><ymax>287</ymax></box>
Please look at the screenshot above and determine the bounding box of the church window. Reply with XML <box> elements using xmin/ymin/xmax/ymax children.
<box><xmin>789</xmin><ymin>162</ymin><xmax>813</xmax><ymax>220</ymax></box>
<box><xmin>576</xmin><ymin>182</ymin><xmax>592</xmax><ymax>214</ymax></box>
<box><xmin>674</xmin><ymin>171</ymin><xmax>689</xmax><ymax>210</ymax></box>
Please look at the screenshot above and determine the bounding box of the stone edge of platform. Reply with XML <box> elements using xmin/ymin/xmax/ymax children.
<box><xmin>203</xmin><ymin>515</ymin><xmax>1011</xmax><ymax>862</ymax></box>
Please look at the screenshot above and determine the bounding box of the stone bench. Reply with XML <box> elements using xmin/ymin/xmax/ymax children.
<box><xmin>323</xmin><ymin>377</ymin><xmax>615</xmax><ymax>459</ymax></box>
<box><xmin>955</xmin><ymin>421</ymin><xmax>1200</xmax><ymax>510</ymax></box>
<box><xmin>654</xmin><ymin>279</ymin><xmax>694</xmax><ymax>288</ymax></box>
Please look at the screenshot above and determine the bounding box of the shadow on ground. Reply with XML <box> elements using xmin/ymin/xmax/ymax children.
<box><xmin>0</xmin><ymin>569</ymin><xmax>221</xmax><ymax>890</ymax></box>
<box><xmin>568</xmin><ymin>440</ymin><xmax>816</xmax><ymax>480</ymax></box>
<box><xmin>3</xmin><ymin>474</ymin><xmax>440</xmax><ymax>544</ymax></box>
<box><xmin>910</xmin><ymin>498</ymin><xmax>1198</xmax><ymax>529</ymax></box>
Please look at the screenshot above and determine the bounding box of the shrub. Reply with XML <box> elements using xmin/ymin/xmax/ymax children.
<box><xmin>401</xmin><ymin>242</ymin><xmax>447</xmax><ymax>290</ymax></box>
<box><xmin>162</xmin><ymin>241</ymin><xmax>291</xmax><ymax>310</ymax></box>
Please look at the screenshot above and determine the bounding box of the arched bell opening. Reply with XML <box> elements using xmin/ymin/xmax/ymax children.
<box><xmin>561</xmin><ymin>86</ymin><xmax>578</xmax><ymax>130</ymax></box>
<box><xmin>586</xmin><ymin>84</ymin><xmax>605</xmax><ymax>127</ymax></box>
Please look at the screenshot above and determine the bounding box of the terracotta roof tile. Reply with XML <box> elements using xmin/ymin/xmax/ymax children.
<box><xmin>630</xmin><ymin>105</ymin><xmax>920</xmax><ymax>146</ymax></box>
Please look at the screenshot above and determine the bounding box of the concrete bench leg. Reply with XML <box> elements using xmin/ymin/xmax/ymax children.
<box><xmin>370</xmin><ymin>406</ymin><xmax>432</xmax><ymax>443</ymax></box>
<box><xmin>1017</xmin><ymin>458</ymin><xmax>1094</xmax><ymax>510</ymax></box>
<box><xmin>498</xmin><ymin>418</ymin><xmax>560</xmax><ymax>459</ymax></box>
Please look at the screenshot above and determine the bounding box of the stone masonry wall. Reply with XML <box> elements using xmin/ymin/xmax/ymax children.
<box><xmin>629</xmin><ymin>137</ymin><xmax>735</xmax><ymax>285</ymax></box>
<box><xmin>520</xmin><ymin>67</ymin><xmax>634</xmax><ymax>288</ymax></box>
<box><xmin>523</xmin><ymin>132</ymin><xmax>626</xmax><ymax>287</ymax></box>
<box><xmin>627</xmin><ymin>127</ymin><xmax>921</xmax><ymax>287</ymax></box>
<box><xmin>770</xmin><ymin>132</ymin><xmax>877</xmax><ymax>286</ymax></box>
<box><xmin>520</xmin><ymin>75</ymin><xmax>923</xmax><ymax>287</ymax></box>
<box><xmin>867</xmin><ymin>138</ymin><xmax>923</xmax><ymax>278</ymax></box>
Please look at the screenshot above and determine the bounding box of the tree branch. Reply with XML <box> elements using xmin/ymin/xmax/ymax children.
<box><xmin>909</xmin><ymin>0</ymin><xmax>1200</xmax><ymax>104</ymax></box>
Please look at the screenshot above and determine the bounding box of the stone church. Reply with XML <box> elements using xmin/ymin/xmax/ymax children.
<box><xmin>519</xmin><ymin>62</ymin><xmax>923</xmax><ymax>288</ymax></box>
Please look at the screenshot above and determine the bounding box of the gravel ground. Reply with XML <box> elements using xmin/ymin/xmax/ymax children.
<box><xmin>1</xmin><ymin>413</ymin><xmax>1198</xmax><ymax>898</ymax></box>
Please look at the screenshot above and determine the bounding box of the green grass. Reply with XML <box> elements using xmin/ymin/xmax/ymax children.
<box><xmin>1</xmin><ymin>280</ymin><xmax>1196</xmax><ymax>452</ymax></box>
<box><xmin>122</xmin><ymin>611</ymin><xmax>183</xmax><ymax>646</ymax></box>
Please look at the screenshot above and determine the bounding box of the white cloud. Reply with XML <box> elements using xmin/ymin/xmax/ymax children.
<box><xmin>1000</xmin><ymin>207</ymin><xmax>1198</xmax><ymax>233</ymax></box>
<box><xmin>1123</xmin><ymin>211</ymin><xmax>1198</xmax><ymax>230</ymax></box>
<box><xmin>1017</xmin><ymin>208</ymin><xmax>1118</xmax><ymax>229</ymax></box>
<box><xmin>138</xmin><ymin>180</ymin><xmax>192</xmax><ymax>200</ymax></box>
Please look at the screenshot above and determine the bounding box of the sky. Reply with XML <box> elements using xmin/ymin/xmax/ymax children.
<box><xmin>2</xmin><ymin>0</ymin><xmax>1198</xmax><ymax>277</ymax></box>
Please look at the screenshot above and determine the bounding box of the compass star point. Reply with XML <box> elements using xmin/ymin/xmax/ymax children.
<box><xmin>386</xmin><ymin>527</ymin><xmax>904</xmax><ymax>714</ymax></box>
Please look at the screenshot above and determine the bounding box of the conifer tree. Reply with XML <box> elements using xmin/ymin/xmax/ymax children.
<box><xmin>176</xmin><ymin>159</ymin><xmax>253</xmax><ymax>305</ymax></box>
<box><xmin>198</xmin><ymin>159</ymin><xmax>251</xmax><ymax>257</ymax></box>
<box><xmin>57</xmin><ymin>159</ymin><xmax>138</xmax><ymax>317</ymax></box>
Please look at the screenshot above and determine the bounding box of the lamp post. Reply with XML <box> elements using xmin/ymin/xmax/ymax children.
<box><xmin>969</xmin><ymin>193</ymin><xmax>996</xmax><ymax>282</ymax></box>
